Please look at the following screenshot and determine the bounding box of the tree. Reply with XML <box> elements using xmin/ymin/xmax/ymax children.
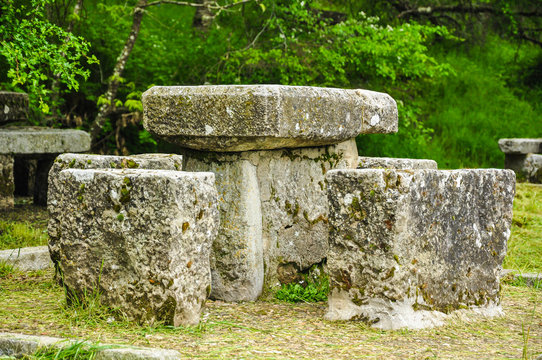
<box><xmin>0</xmin><ymin>0</ymin><xmax>97</xmax><ymax>119</ymax></box>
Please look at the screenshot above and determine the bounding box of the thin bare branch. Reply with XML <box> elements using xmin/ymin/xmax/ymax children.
<box><xmin>143</xmin><ymin>0</ymin><xmax>254</xmax><ymax>10</ymax></box>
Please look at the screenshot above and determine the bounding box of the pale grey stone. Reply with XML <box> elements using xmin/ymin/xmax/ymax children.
<box><xmin>143</xmin><ymin>85</ymin><xmax>398</xmax><ymax>151</ymax></box>
<box><xmin>50</xmin><ymin>169</ymin><xmax>218</xmax><ymax>326</ymax></box>
<box><xmin>0</xmin><ymin>155</ymin><xmax>14</xmax><ymax>209</ymax></box>
<box><xmin>0</xmin><ymin>246</ymin><xmax>52</xmax><ymax>271</ymax></box>
<box><xmin>0</xmin><ymin>128</ymin><xmax>90</xmax><ymax>155</ymax></box>
<box><xmin>325</xmin><ymin>168</ymin><xmax>515</xmax><ymax>329</ymax></box>
<box><xmin>498</xmin><ymin>138</ymin><xmax>542</xmax><ymax>154</ymax></box>
<box><xmin>0</xmin><ymin>333</ymin><xmax>181</xmax><ymax>359</ymax></box>
<box><xmin>182</xmin><ymin>139</ymin><xmax>358</xmax><ymax>300</ymax></box>
<box><xmin>523</xmin><ymin>154</ymin><xmax>542</xmax><ymax>183</ymax></box>
<box><xmin>48</xmin><ymin>153</ymin><xmax>183</xmax><ymax>277</ymax></box>
<box><xmin>358</xmin><ymin>156</ymin><xmax>437</xmax><ymax>170</ymax></box>
<box><xmin>0</xmin><ymin>92</ymin><xmax>28</xmax><ymax>124</ymax></box>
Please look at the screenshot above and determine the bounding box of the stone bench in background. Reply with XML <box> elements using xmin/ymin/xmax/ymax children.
<box><xmin>47</xmin><ymin>153</ymin><xmax>183</xmax><ymax>280</ymax></box>
<box><xmin>499</xmin><ymin>138</ymin><xmax>542</xmax><ymax>183</ymax></box>
<box><xmin>49</xmin><ymin>168</ymin><xmax>218</xmax><ymax>326</ymax></box>
<box><xmin>324</xmin><ymin>168</ymin><xmax>515</xmax><ymax>329</ymax></box>
<box><xmin>0</xmin><ymin>92</ymin><xmax>91</xmax><ymax>208</ymax></box>
<box><xmin>143</xmin><ymin>85</ymin><xmax>398</xmax><ymax>301</ymax></box>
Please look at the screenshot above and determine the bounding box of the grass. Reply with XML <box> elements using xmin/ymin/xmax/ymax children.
<box><xmin>0</xmin><ymin>220</ymin><xmax>48</xmax><ymax>250</ymax></box>
<box><xmin>504</xmin><ymin>183</ymin><xmax>542</xmax><ymax>273</ymax></box>
<box><xmin>0</xmin><ymin>268</ymin><xmax>540</xmax><ymax>359</ymax></box>
<box><xmin>23</xmin><ymin>341</ymin><xmax>109</xmax><ymax>360</ymax></box>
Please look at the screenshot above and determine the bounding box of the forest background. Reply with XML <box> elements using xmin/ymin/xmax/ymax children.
<box><xmin>1</xmin><ymin>0</ymin><xmax>541</xmax><ymax>169</ymax></box>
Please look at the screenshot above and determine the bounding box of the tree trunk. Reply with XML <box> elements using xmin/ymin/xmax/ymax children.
<box><xmin>50</xmin><ymin>0</ymin><xmax>84</xmax><ymax>122</ymax></box>
<box><xmin>192</xmin><ymin>0</ymin><xmax>215</xmax><ymax>31</ymax></box>
<box><xmin>90</xmin><ymin>0</ymin><xmax>148</xmax><ymax>148</ymax></box>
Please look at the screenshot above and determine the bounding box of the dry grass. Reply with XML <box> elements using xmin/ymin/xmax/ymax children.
<box><xmin>0</xmin><ymin>268</ymin><xmax>540</xmax><ymax>359</ymax></box>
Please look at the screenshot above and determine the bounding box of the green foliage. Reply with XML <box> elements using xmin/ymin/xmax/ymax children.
<box><xmin>24</xmin><ymin>341</ymin><xmax>107</xmax><ymax>360</ymax></box>
<box><xmin>275</xmin><ymin>266</ymin><xmax>329</xmax><ymax>303</ymax></box>
<box><xmin>0</xmin><ymin>261</ymin><xmax>16</xmax><ymax>278</ymax></box>
<box><xmin>0</xmin><ymin>220</ymin><xmax>48</xmax><ymax>250</ymax></box>
<box><xmin>0</xmin><ymin>0</ymin><xmax>97</xmax><ymax>117</ymax></box>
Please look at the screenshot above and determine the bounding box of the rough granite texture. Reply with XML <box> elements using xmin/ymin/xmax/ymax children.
<box><xmin>0</xmin><ymin>155</ymin><xmax>14</xmax><ymax>209</ymax></box>
<box><xmin>498</xmin><ymin>138</ymin><xmax>542</xmax><ymax>154</ymax></box>
<box><xmin>49</xmin><ymin>169</ymin><xmax>218</xmax><ymax>326</ymax></box>
<box><xmin>358</xmin><ymin>156</ymin><xmax>437</xmax><ymax>170</ymax></box>
<box><xmin>0</xmin><ymin>92</ymin><xmax>28</xmax><ymax>124</ymax></box>
<box><xmin>0</xmin><ymin>246</ymin><xmax>52</xmax><ymax>271</ymax></box>
<box><xmin>325</xmin><ymin>168</ymin><xmax>515</xmax><ymax>329</ymax></box>
<box><xmin>143</xmin><ymin>85</ymin><xmax>398</xmax><ymax>151</ymax></box>
<box><xmin>48</xmin><ymin>153</ymin><xmax>183</xmax><ymax>276</ymax></box>
<box><xmin>0</xmin><ymin>128</ymin><xmax>90</xmax><ymax>155</ymax></box>
<box><xmin>0</xmin><ymin>332</ymin><xmax>182</xmax><ymax>359</ymax></box>
<box><xmin>182</xmin><ymin>140</ymin><xmax>358</xmax><ymax>301</ymax></box>
<box><xmin>523</xmin><ymin>154</ymin><xmax>542</xmax><ymax>183</ymax></box>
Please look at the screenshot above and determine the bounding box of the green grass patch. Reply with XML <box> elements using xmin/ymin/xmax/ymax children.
<box><xmin>0</xmin><ymin>220</ymin><xmax>48</xmax><ymax>250</ymax></box>
<box><xmin>504</xmin><ymin>183</ymin><xmax>542</xmax><ymax>273</ymax></box>
<box><xmin>24</xmin><ymin>341</ymin><xmax>108</xmax><ymax>360</ymax></box>
<box><xmin>275</xmin><ymin>266</ymin><xmax>329</xmax><ymax>303</ymax></box>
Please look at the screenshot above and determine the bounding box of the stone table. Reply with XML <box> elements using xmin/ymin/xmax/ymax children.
<box><xmin>143</xmin><ymin>85</ymin><xmax>398</xmax><ymax>301</ymax></box>
<box><xmin>498</xmin><ymin>138</ymin><xmax>542</xmax><ymax>183</ymax></box>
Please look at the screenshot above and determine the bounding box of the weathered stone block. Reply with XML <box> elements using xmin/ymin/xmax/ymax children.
<box><xmin>182</xmin><ymin>140</ymin><xmax>358</xmax><ymax>301</ymax></box>
<box><xmin>0</xmin><ymin>155</ymin><xmax>14</xmax><ymax>209</ymax></box>
<box><xmin>50</xmin><ymin>169</ymin><xmax>218</xmax><ymax>326</ymax></box>
<box><xmin>48</xmin><ymin>153</ymin><xmax>183</xmax><ymax>281</ymax></box>
<box><xmin>0</xmin><ymin>128</ymin><xmax>90</xmax><ymax>155</ymax></box>
<box><xmin>0</xmin><ymin>246</ymin><xmax>52</xmax><ymax>271</ymax></box>
<box><xmin>0</xmin><ymin>92</ymin><xmax>28</xmax><ymax>124</ymax></box>
<box><xmin>498</xmin><ymin>138</ymin><xmax>542</xmax><ymax>154</ymax></box>
<box><xmin>523</xmin><ymin>154</ymin><xmax>542</xmax><ymax>184</ymax></box>
<box><xmin>358</xmin><ymin>156</ymin><xmax>437</xmax><ymax>170</ymax></box>
<box><xmin>325</xmin><ymin>169</ymin><xmax>515</xmax><ymax>329</ymax></box>
<box><xmin>143</xmin><ymin>85</ymin><xmax>398</xmax><ymax>151</ymax></box>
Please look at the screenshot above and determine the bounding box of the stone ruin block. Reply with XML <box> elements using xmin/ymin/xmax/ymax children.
<box><xmin>50</xmin><ymin>168</ymin><xmax>218</xmax><ymax>326</ymax></box>
<box><xmin>143</xmin><ymin>85</ymin><xmax>398</xmax><ymax>152</ymax></box>
<box><xmin>358</xmin><ymin>156</ymin><xmax>437</xmax><ymax>170</ymax></box>
<box><xmin>524</xmin><ymin>154</ymin><xmax>542</xmax><ymax>183</ymax></box>
<box><xmin>498</xmin><ymin>138</ymin><xmax>542</xmax><ymax>182</ymax></box>
<box><xmin>0</xmin><ymin>127</ymin><xmax>92</xmax><ymax>206</ymax></box>
<box><xmin>0</xmin><ymin>92</ymin><xmax>28</xmax><ymax>124</ymax></box>
<box><xmin>48</xmin><ymin>153</ymin><xmax>183</xmax><ymax>279</ymax></box>
<box><xmin>0</xmin><ymin>155</ymin><xmax>14</xmax><ymax>209</ymax></box>
<box><xmin>325</xmin><ymin>168</ymin><xmax>515</xmax><ymax>329</ymax></box>
<box><xmin>182</xmin><ymin>140</ymin><xmax>358</xmax><ymax>301</ymax></box>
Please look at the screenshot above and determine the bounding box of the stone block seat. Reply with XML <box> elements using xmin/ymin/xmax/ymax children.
<box><xmin>47</xmin><ymin>152</ymin><xmax>183</xmax><ymax>280</ymax></box>
<box><xmin>324</xmin><ymin>168</ymin><xmax>515</xmax><ymax>329</ymax></box>
<box><xmin>498</xmin><ymin>138</ymin><xmax>542</xmax><ymax>183</ymax></box>
<box><xmin>48</xmin><ymin>168</ymin><xmax>219</xmax><ymax>326</ymax></box>
<box><xmin>142</xmin><ymin>85</ymin><xmax>399</xmax><ymax>301</ymax></box>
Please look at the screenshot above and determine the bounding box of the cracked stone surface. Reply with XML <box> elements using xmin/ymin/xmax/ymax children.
<box><xmin>49</xmin><ymin>168</ymin><xmax>218</xmax><ymax>326</ymax></box>
<box><xmin>143</xmin><ymin>85</ymin><xmax>398</xmax><ymax>151</ymax></box>
<box><xmin>358</xmin><ymin>156</ymin><xmax>437</xmax><ymax>170</ymax></box>
<box><xmin>48</xmin><ymin>153</ymin><xmax>184</xmax><ymax>275</ymax></box>
<box><xmin>182</xmin><ymin>139</ymin><xmax>358</xmax><ymax>301</ymax></box>
<box><xmin>325</xmin><ymin>168</ymin><xmax>515</xmax><ymax>329</ymax></box>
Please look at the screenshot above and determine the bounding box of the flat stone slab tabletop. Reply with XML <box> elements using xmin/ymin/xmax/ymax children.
<box><xmin>498</xmin><ymin>138</ymin><xmax>542</xmax><ymax>154</ymax></box>
<box><xmin>0</xmin><ymin>127</ymin><xmax>91</xmax><ymax>155</ymax></box>
<box><xmin>143</xmin><ymin>85</ymin><xmax>398</xmax><ymax>151</ymax></box>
